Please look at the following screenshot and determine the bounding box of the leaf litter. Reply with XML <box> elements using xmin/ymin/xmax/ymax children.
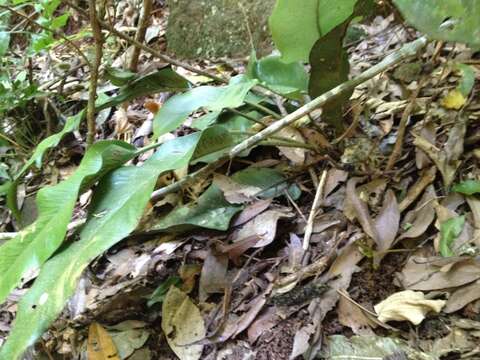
<box><xmin>1</xmin><ymin>3</ymin><xmax>480</xmax><ymax>360</ymax></box>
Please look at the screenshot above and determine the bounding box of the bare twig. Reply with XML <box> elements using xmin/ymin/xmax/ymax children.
<box><xmin>385</xmin><ymin>80</ymin><xmax>424</xmax><ymax>171</ymax></box>
<box><xmin>129</xmin><ymin>0</ymin><xmax>153</xmax><ymax>72</ymax></box>
<box><xmin>86</xmin><ymin>0</ymin><xmax>104</xmax><ymax>146</ymax></box>
<box><xmin>303</xmin><ymin>170</ymin><xmax>328</xmax><ymax>250</ymax></box>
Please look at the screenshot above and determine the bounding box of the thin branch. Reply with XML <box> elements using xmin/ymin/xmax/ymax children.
<box><xmin>228</xmin><ymin>37</ymin><xmax>428</xmax><ymax>157</ymax></box>
<box><xmin>303</xmin><ymin>170</ymin><xmax>327</xmax><ymax>251</ymax></box>
<box><xmin>129</xmin><ymin>0</ymin><xmax>153</xmax><ymax>72</ymax></box>
<box><xmin>86</xmin><ymin>0</ymin><xmax>104</xmax><ymax>146</ymax></box>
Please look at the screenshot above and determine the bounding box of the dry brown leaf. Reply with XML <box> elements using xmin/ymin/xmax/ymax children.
<box><xmin>162</xmin><ymin>286</ymin><xmax>205</xmax><ymax>360</ymax></box>
<box><xmin>324</xmin><ymin>169</ymin><xmax>348</xmax><ymax>197</ymax></box>
<box><xmin>232</xmin><ymin>199</ymin><xmax>272</xmax><ymax>227</ymax></box>
<box><xmin>232</xmin><ymin>209</ymin><xmax>293</xmax><ymax>248</ymax></box>
<box><xmin>374</xmin><ymin>290</ymin><xmax>445</xmax><ymax>325</ymax></box>
<box><xmin>415</xmin><ymin>122</ymin><xmax>436</xmax><ymax>169</ymax></box>
<box><xmin>213</xmin><ymin>174</ymin><xmax>262</xmax><ymax>204</ymax></box>
<box><xmin>374</xmin><ymin>189</ymin><xmax>400</xmax><ymax>264</ymax></box>
<box><xmin>345</xmin><ymin>178</ymin><xmax>379</xmax><ymax>241</ymax></box>
<box><xmin>399</xmin><ymin>185</ymin><xmax>436</xmax><ymax>240</ymax></box>
<box><xmin>199</xmin><ymin>249</ymin><xmax>228</xmax><ymax>301</ymax></box>
<box><xmin>444</xmin><ymin>280</ymin><xmax>480</xmax><ymax>313</ymax></box>
<box><xmin>87</xmin><ymin>322</ymin><xmax>120</xmax><ymax>360</ymax></box>
<box><xmin>277</xmin><ymin>126</ymin><xmax>306</xmax><ymax>165</ymax></box>
<box><xmin>338</xmin><ymin>293</ymin><xmax>376</xmax><ymax>335</ymax></box>
<box><xmin>398</xmin><ymin>251</ymin><xmax>480</xmax><ymax>291</ymax></box>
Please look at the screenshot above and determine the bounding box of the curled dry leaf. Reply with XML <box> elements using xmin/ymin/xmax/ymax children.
<box><xmin>213</xmin><ymin>174</ymin><xmax>262</xmax><ymax>204</ymax></box>
<box><xmin>162</xmin><ymin>286</ymin><xmax>206</xmax><ymax>360</ymax></box>
<box><xmin>231</xmin><ymin>209</ymin><xmax>293</xmax><ymax>248</ymax></box>
<box><xmin>374</xmin><ymin>290</ymin><xmax>446</xmax><ymax>325</ymax></box>
<box><xmin>277</xmin><ymin>126</ymin><xmax>306</xmax><ymax>165</ymax></box>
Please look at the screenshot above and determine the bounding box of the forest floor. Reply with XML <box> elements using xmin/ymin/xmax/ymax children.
<box><xmin>1</xmin><ymin>2</ymin><xmax>480</xmax><ymax>360</ymax></box>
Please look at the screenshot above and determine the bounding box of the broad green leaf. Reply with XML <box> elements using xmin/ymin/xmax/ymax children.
<box><xmin>153</xmin><ymin>75</ymin><xmax>257</xmax><ymax>138</ymax></box>
<box><xmin>0</xmin><ymin>133</ymin><xmax>203</xmax><ymax>360</ymax></box>
<box><xmin>453</xmin><ymin>179</ymin><xmax>480</xmax><ymax>195</ymax></box>
<box><xmin>0</xmin><ymin>141</ymin><xmax>137</xmax><ymax>305</ymax></box>
<box><xmin>318</xmin><ymin>0</ymin><xmax>358</xmax><ymax>34</ymax></box>
<box><xmin>247</xmin><ymin>53</ymin><xmax>308</xmax><ymax>99</ymax></box>
<box><xmin>150</xmin><ymin>184</ymin><xmax>242</xmax><ymax>232</ymax></box>
<box><xmin>269</xmin><ymin>0</ymin><xmax>320</xmax><ymax>63</ymax></box>
<box><xmin>456</xmin><ymin>63</ymin><xmax>475</xmax><ymax>97</ymax></box>
<box><xmin>393</xmin><ymin>0</ymin><xmax>480</xmax><ymax>49</ymax></box>
<box><xmin>0</xmin><ymin>31</ymin><xmax>10</xmax><ymax>56</ymax></box>
<box><xmin>440</xmin><ymin>215</ymin><xmax>465</xmax><ymax>257</ymax></box>
<box><xmin>98</xmin><ymin>67</ymin><xmax>189</xmax><ymax>111</ymax></box>
<box><xmin>232</xmin><ymin>167</ymin><xmax>301</xmax><ymax>200</ymax></box>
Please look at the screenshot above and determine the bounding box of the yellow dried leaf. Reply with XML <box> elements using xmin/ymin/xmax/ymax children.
<box><xmin>374</xmin><ymin>290</ymin><xmax>445</xmax><ymax>325</ymax></box>
<box><xmin>87</xmin><ymin>322</ymin><xmax>120</xmax><ymax>360</ymax></box>
<box><xmin>441</xmin><ymin>89</ymin><xmax>466</xmax><ymax>110</ymax></box>
<box><xmin>162</xmin><ymin>286</ymin><xmax>205</xmax><ymax>360</ymax></box>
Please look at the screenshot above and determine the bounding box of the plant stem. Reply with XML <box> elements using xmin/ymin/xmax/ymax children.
<box><xmin>86</xmin><ymin>0</ymin><xmax>104</xmax><ymax>146</ymax></box>
<box><xmin>229</xmin><ymin>37</ymin><xmax>428</xmax><ymax>157</ymax></box>
<box><xmin>129</xmin><ymin>0</ymin><xmax>153</xmax><ymax>72</ymax></box>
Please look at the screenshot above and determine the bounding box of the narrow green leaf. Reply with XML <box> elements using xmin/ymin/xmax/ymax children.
<box><xmin>153</xmin><ymin>75</ymin><xmax>256</xmax><ymax>138</ymax></box>
<box><xmin>98</xmin><ymin>67</ymin><xmax>190</xmax><ymax>111</ymax></box>
<box><xmin>393</xmin><ymin>0</ymin><xmax>480</xmax><ymax>49</ymax></box>
<box><xmin>247</xmin><ymin>54</ymin><xmax>308</xmax><ymax>99</ymax></box>
<box><xmin>150</xmin><ymin>184</ymin><xmax>242</xmax><ymax>232</ymax></box>
<box><xmin>0</xmin><ymin>31</ymin><xmax>10</xmax><ymax>56</ymax></box>
<box><xmin>105</xmin><ymin>66</ymin><xmax>137</xmax><ymax>87</ymax></box>
<box><xmin>439</xmin><ymin>215</ymin><xmax>465</xmax><ymax>257</ymax></box>
<box><xmin>232</xmin><ymin>167</ymin><xmax>301</xmax><ymax>200</ymax></box>
<box><xmin>0</xmin><ymin>141</ymin><xmax>137</xmax><ymax>305</ymax></box>
<box><xmin>309</xmin><ymin>23</ymin><xmax>350</xmax><ymax>130</ymax></box>
<box><xmin>452</xmin><ymin>179</ymin><xmax>480</xmax><ymax>195</ymax></box>
<box><xmin>0</xmin><ymin>133</ymin><xmax>203</xmax><ymax>360</ymax></box>
<box><xmin>456</xmin><ymin>63</ymin><xmax>475</xmax><ymax>97</ymax></box>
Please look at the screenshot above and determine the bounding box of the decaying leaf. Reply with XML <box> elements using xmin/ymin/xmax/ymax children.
<box><xmin>88</xmin><ymin>322</ymin><xmax>121</xmax><ymax>360</ymax></box>
<box><xmin>374</xmin><ymin>290</ymin><xmax>445</xmax><ymax>325</ymax></box>
<box><xmin>162</xmin><ymin>286</ymin><xmax>206</xmax><ymax>360</ymax></box>
<box><xmin>338</xmin><ymin>293</ymin><xmax>376</xmax><ymax>335</ymax></box>
<box><xmin>213</xmin><ymin>174</ymin><xmax>262</xmax><ymax>204</ymax></box>
<box><xmin>277</xmin><ymin>126</ymin><xmax>306</xmax><ymax>165</ymax></box>
<box><xmin>374</xmin><ymin>189</ymin><xmax>400</xmax><ymax>264</ymax></box>
<box><xmin>231</xmin><ymin>208</ymin><xmax>293</xmax><ymax>248</ymax></box>
<box><xmin>444</xmin><ymin>280</ymin><xmax>480</xmax><ymax>313</ymax></box>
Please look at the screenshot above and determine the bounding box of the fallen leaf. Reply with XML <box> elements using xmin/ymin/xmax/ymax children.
<box><xmin>398</xmin><ymin>185</ymin><xmax>436</xmax><ymax>240</ymax></box>
<box><xmin>213</xmin><ymin>174</ymin><xmax>262</xmax><ymax>204</ymax></box>
<box><xmin>231</xmin><ymin>209</ymin><xmax>293</xmax><ymax>248</ymax></box>
<box><xmin>88</xmin><ymin>322</ymin><xmax>121</xmax><ymax>360</ymax></box>
<box><xmin>444</xmin><ymin>280</ymin><xmax>480</xmax><ymax>313</ymax></box>
<box><xmin>439</xmin><ymin>215</ymin><xmax>465</xmax><ymax>257</ymax></box>
<box><xmin>374</xmin><ymin>290</ymin><xmax>445</xmax><ymax>325</ymax></box>
<box><xmin>162</xmin><ymin>286</ymin><xmax>205</xmax><ymax>360</ymax></box>
<box><xmin>398</xmin><ymin>251</ymin><xmax>480</xmax><ymax>290</ymax></box>
<box><xmin>338</xmin><ymin>293</ymin><xmax>376</xmax><ymax>335</ymax></box>
<box><xmin>290</xmin><ymin>324</ymin><xmax>315</xmax><ymax>360</ymax></box>
<box><xmin>277</xmin><ymin>126</ymin><xmax>306</xmax><ymax>165</ymax></box>
<box><xmin>199</xmin><ymin>248</ymin><xmax>228</xmax><ymax>301</ymax></box>
<box><xmin>374</xmin><ymin>190</ymin><xmax>400</xmax><ymax>265</ymax></box>
<box><xmin>441</xmin><ymin>89</ymin><xmax>466</xmax><ymax>110</ymax></box>
<box><xmin>453</xmin><ymin>179</ymin><xmax>480</xmax><ymax>195</ymax></box>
